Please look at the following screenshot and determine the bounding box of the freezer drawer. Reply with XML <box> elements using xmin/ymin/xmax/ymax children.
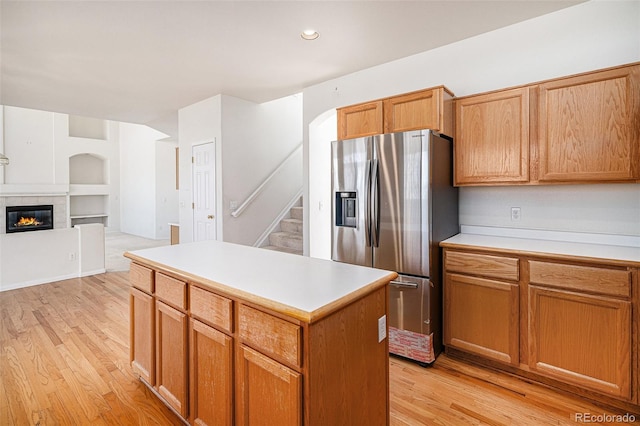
<box><xmin>388</xmin><ymin>275</ymin><xmax>431</xmax><ymax>335</ymax></box>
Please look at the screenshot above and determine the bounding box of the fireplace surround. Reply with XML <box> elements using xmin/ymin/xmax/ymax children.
<box><xmin>6</xmin><ymin>205</ymin><xmax>54</xmax><ymax>233</ymax></box>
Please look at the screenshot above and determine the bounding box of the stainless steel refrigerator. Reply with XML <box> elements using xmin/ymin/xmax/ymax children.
<box><xmin>331</xmin><ymin>129</ymin><xmax>458</xmax><ymax>365</ymax></box>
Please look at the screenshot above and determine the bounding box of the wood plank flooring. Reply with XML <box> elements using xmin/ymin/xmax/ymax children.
<box><xmin>1</xmin><ymin>273</ymin><xmax>637</xmax><ymax>425</ymax></box>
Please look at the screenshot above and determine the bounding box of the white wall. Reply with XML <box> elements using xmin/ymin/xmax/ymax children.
<box><xmin>0</xmin><ymin>107</ymin><xmax>5</xmax><ymax>185</ymax></box>
<box><xmin>3</xmin><ymin>107</ymin><xmax>55</xmax><ymax>184</ymax></box>
<box><xmin>120</xmin><ymin>122</ymin><xmax>177</xmax><ymax>239</ymax></box>
<box><xmin>308</xmin><ymin>110</ymin><xmax>335</xmax><ymax>259</ymax></box>
<box><xmin>303</xmin><ymin>0</ymin><xmax>640</xmax><ymax>257</ymax></box>
<box><xmin>155</xmin><ymin>141</ymin><xmax>179</xmax><ymax>239</ymax></box>
<box><xmin>178</xmin><ymin>93</ymin><xmax>302</xmax><ymax>246</ymax></box>
<box><xmin>0</xmin><ymin>224</ymin><xmax>106</xmax><ymax>291</ymax></box>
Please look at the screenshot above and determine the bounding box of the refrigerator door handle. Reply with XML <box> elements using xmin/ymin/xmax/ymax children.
<box><xmin>365</xmin><ymin>159</ymin><xmax>372</xmax><ymax>247</ymax></box>
<box><xmin>371</xmin><ymin>158</ymin><xmax>380</xmax><ymax>247</ymax></box>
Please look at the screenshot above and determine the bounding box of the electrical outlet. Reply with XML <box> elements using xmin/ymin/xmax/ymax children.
<box><xmin>378</xmin><ymin>315</ymin><xmax>387</xmax><ymax>342</ymax></box>
<box><xmin>230</xmin><ymin>200</ymin><xmax>238</xmax><ymax>210</ymax></box>
<box><xmin>511</xmin><ymin>207</ymin><xmax>521</xmax><ymax>221</ymax></box>
<box><xmin>69</xmin><ymin>252</ymin><xmax>77</xmax><ymax>261</ymax></box>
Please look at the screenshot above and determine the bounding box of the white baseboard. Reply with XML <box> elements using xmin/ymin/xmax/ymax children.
<box><xmin>80</xmin><ymin>269</ymin><xmax>106</xmax><ymax>277</ymax></box>
<box><xmin>0</xmin><ymin>273</ymin><xmax>79</xmax><ymax>292</ymax></box>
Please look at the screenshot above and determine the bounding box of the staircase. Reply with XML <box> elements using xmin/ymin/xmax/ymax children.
<box><xmin>263</xmin><ymin>202</ymin><xmax>303</xmax><ymax>255</ymax></box>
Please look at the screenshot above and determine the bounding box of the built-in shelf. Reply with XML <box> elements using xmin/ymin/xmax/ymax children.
<box><xmin>69</xmin><ymin>184</ymin><xmax>110</xmax><ymax>196</ymax></box>
<box><xmin>70</xmin><ymin>214</ymin><xmax>108</xmax><ymax>219</ymax></box>
<box><xmin>71</xmin><ymin>216</ymin><xmax>108</xmax><ymax>226</ymax></box>
<box><xmin>68</xmin><ymin>153</ymin><xmax>110</xmax><ymax>228</ymax></box>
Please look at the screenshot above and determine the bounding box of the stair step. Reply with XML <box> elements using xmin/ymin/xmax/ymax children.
<box><xmin>269</xmin><ymin>231</ymin><xmax>303</xmax><ymax>251</ymax></box>
<box><xmin>281</xmin><ymin>218</ymin><xmax>303</xmax><ymax>234</ymax></box>
<box><xmin>290</xmin><ymin>206</ymin><xmax>303</xmax><ymax>221</ymax></box>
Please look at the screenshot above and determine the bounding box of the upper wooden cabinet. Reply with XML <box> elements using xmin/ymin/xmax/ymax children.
<box><xmin>454</xmin><ymin>62</ymin><xmax>640</xmax><ymax>186</ymax></box>
<box><xmin>383</xmin><ymin>87</ymin><xmax>453</xmax><ymax>135</ymax></box>
<box><xmin>455</xmin><ymin>87</ymin><xmax>530</xmax><ymax>185</ymax></box>
<box><xmin>337</xmin><ymin>100</ymin><xmax>383</xmax><ymax>140</ymax></box>
<box><xmin>337</xmin><ymin>86</ymin><xmax>454</xmax><ymax>140</ymax></box>
<box><xmin>538</xmin><ymin>65</ymin><xmax>640</xmax><ymax>182</ymax></box>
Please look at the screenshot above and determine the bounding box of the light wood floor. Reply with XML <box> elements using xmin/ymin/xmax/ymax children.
<box><xmin>1</xmin><ymin>273</ymin><xmax>637</xmax><ymax>425</ymax></box>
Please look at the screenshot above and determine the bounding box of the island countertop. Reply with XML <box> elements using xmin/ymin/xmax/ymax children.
<box><xmin>124</xmin><ymin>240</ymin><xmax>397</xmax><ymax>323</ymax></box>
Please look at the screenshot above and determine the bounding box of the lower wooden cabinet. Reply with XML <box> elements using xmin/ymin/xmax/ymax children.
<box><xmin>236</xmin><ymin>345</ymin><xmax>302</xmax><ymax>426</ymax></box>
<box><xmin>130</xmin><ymin>287</ymin><xmax>155</xmax><ymax>386</ymax></box>
<box><xmin>528</xmin><ymin>285</ymin><xmax>632</xmax><ymax>399</ymax></box>
<box><xmin>444</xmin><ymin>273</ymin><xmax>519</xmax><ymax>365</ymax></box>
<box><xmin>156</xmin><ymin>300</ymin><xmax>188</xmax><ymax>418</ymax></box>
<box><xmin>190</xmin><ymin>318</ymin><xmax>233</xmax><ymax>426</ymax></box>
<box><xmin>442</xmin><ymin>247</ymin><xmax>637</xmax><ymax>408</ymax></box>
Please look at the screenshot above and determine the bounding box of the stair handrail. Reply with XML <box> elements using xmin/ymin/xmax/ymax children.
<box><xmin>231</xmin><ymin>143</ymin><xmax>302</xmax><ymax>218</ymax></box>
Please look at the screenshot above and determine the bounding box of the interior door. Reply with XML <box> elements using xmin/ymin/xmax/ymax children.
<box><xmin>192</xmin><ymin>142</ymin><xmax>216</xmax><ymax>242</ymax></box>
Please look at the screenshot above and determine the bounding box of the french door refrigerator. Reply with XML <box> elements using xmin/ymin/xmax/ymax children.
<box><xmin>331</xmin><ymin>129</ymin><xmax>458</xmax><ymax>365</ymax></box>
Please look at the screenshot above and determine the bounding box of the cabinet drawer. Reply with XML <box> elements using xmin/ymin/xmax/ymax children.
<box><xmin>155</xmin><ymin>273</ymin><xmax>187</xmax><ymax>310</ymax></box>
<box><xmin>130</xmin><ymin>263</ymin><xmax>154</xmax><ymax>293</ymax></box>
<box><xmin>529</xmin><ymin>261</ymin><xmax>631</xmax><ymax>298</ymax></box>
<box><xmin>445</xmin><ymin>251</ymin><xmax>519</xmax><ymax>281</ymax></box>
<box><xmin>190</xmin><ymin>285</ymin><xmax>233</xmax><ymax>333</ymax></box>
<box><xmin>238</xmin><ymin>305</ymin><xmax>301</xmax><ymax>367</ymax></box>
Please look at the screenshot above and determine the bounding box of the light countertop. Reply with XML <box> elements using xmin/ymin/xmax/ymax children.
<box><xmin>441</xmin><ymin>232</ymin><xmax>640</xmax><ymax>267</ymax></box>
<box><xmin>125</xmin><ymin>240</ymin><xmax>397</xmax><ymax>323</ymax></box>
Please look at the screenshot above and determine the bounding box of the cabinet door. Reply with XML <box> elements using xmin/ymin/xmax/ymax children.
<box><xmin>454</xmin><ymin>87</ymin><xmax>530</xmax><ymax>185</ymax></box>
<box><xmin>337</xmin><ymin>100</ymin><xmax>383</xmax><ymax>140</ymax></box>
<box><xmin>236</xmin><ymin>345</ymin><xmax>302</xmax><ymax>426</ymax></box>
<box><xmin>444</xmin><ymin>273</ymin><xmax>519</xmax><ymax>365</ymax></box>
<box><xmin>528</xmin><ymin>286</ymin><xmax>631</xmax><ymax>400</ymax></box>
<box><xmin>130</xmin><ymin>287</ymin><xmax>155</xmax><ymax>385</ymax></box>
<box><xmin>156</xmin><ymin>301</ymin><xmax>188</xmax><ymax>418</ymax></box>
<box><xmin>190</xmin><ymin>319</ymin><xmax>233</xmax><ymax>426</ymax></box>
<box><xmin>383</xmin><ymin>88</ymin><xmax>444</xmax><ymax>134</ymax></box>
<box><xmin>538</xmin><ymin>65</ymin><xmax>640</xmax><ymax>182</ymax></box>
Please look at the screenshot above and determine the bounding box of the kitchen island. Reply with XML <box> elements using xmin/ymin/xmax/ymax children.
<box><xmin>125</xmin><ymin>240</ymin><xmax>397</xmax><ymax>426</ymax></box>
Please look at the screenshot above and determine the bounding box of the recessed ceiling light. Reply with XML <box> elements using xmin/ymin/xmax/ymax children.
<box><xmin>301</xmin><ymin>30</ymin><xmax>319</xmax><ymax>40</ymax></box>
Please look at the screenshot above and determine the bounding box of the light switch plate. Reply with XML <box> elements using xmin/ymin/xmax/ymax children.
<box><xmin>378</xmin><ymin>315</ymin><xmax>387</xmax><ymax>342</ymax></box>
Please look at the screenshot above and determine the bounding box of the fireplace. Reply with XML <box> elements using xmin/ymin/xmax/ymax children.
<box><xmin>6</xmin><ymin>205</ymin><xmax>54</xmax><ymax>233</ymax></box>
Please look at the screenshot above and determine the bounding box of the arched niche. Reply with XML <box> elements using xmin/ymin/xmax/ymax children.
<box><xmin>69</xmin><ymin>153</ymin><xmax>108</xmax><ymax>184</ymax></box>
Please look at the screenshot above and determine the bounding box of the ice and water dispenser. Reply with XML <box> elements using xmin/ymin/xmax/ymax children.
<box><xmin>335</xmin><ymin>191</ymin><xmax>357</xmax><ymax>228</ymax></box>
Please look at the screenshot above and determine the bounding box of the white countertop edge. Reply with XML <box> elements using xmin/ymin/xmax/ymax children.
<box><xmin>443</xmin><ymin>228</ymin><xmax>640</xmax><ymax>264</ymax></box>
<box><xmin>460</xmin><ymin>225</ymin><xmax>640</xmax><ymax>248</ymax></box>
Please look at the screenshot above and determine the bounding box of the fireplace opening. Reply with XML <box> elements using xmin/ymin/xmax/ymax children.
<box><xmin>6</xmin><ymin>205</ymin><xmax>54</xmax><ymax>233</ymax></box>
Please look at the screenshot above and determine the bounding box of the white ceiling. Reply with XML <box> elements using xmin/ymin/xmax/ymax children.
<box><xmin>1</xmin><ymin>1</ymin><xmax>583</xmax><ymax>140</ymax></box>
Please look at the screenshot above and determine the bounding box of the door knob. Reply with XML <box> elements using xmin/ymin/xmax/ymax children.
<box><xmin>208</xmin><ymin>215</ymin><xmax>214</xmax><ymax>219</ymax></box>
